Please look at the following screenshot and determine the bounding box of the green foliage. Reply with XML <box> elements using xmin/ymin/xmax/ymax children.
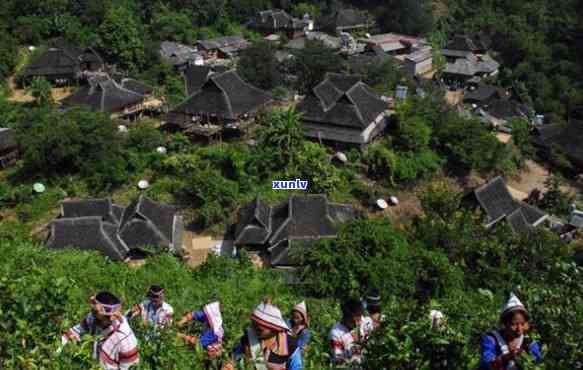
<box><xmin>434</xmin><ymin>113</ymin><xmax>510</xmax><ymax>174</ymax></box>
<box><xmin>510</xmin><ymin>117</ymin><xmax>534</xmax><ymax>157</ymax></box>
<box><xmin>393</xmin><ymin>149</ymin><xmax>443</xmax><ymax>183</ymax></box>
<box><xmin>0</xmin><ymin>28</ymin><xmax>18</xmax><ymax>81</ymax></box>
<box><xmin>288</xmin><ymin>142</ymin><xmax>342</xmax><ymax>194</ymax></box>
<box><xmin>358</xmin><ymin>58</ymin><xmax>409</xmax><ymax>95</ymax></box>
<box><xmin>0</xmin><ymin>240</ymin><xmax>333</xmax><ymax>369</ymax></box>
<box><xmin>26</xmin><ymin>77</ymin><xmax>53</xmax><ymax>106</ymax></box>
<box><xmin>255</xmin><ymin>107</ymin><xmax>305</xmax><ymax>173</ymax></box>
<box><xmin>300</xmin><ymin>219</ymin><xmax>415</xmax><ymax>300</ymax></box>
<box><xmin>537</xmin><ymin>175</ymin><xmax>574</xmax><ymax>217</ymax></box>
<box><xmin>126</xmin><ymin>120</ymin><xmax>165</xmax><ymax>152</ymax></box>
<box><xmin>237</xmin><ymin>40</ymin><xmax>281</xmax><ymax>90</ymax></box>
<box><xmin>292</xmin><ymin>40</ymin><xmax>345</xmax><ymax>93</ymax></box>
<box><xmin>98</xmin><ymin>5</ymin><xmax>145</xmax><ymax>71</ymax></box>
<box><xmin>363</xmin><ymin>143</ymin><xmax>398</xmax><ymax>184</ymax></box>
<box><xmin>150</xmin><ymin>5</ymin><xmax>197</xmax><ymax>44</ymax></box>
<box><xmin>17</xmin><ymin>108</ymin><xmax>127</xmax><ymax>192</ymax></box>
<box><xmin>291</xmin><ymin>3</ymin><xmax>321</xmax><ymax>18</ymax></box>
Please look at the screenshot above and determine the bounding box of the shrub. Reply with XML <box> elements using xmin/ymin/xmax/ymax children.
<box><xmin>126</xmin><ymin>121</ymin><xmax>165</xmax><ymax>152</ymax></box>
<box><xmin>393</xmin><ymin>149</ymin><xmax>444</xmax><ymax>183</ymax></box>
<box><xmin>299</xmin><ymin>219</ymin><xmax>415</xmax><ymax>300</ymax></box>
<box><xmin>288</xmin><ymin>142</ymin><xmax>342</xmax><ymax>194</ymax></box>
<box><xmin>363</xmin><ymin>143</ymin><xmax>398</xmax><ymax>184</ymax></box>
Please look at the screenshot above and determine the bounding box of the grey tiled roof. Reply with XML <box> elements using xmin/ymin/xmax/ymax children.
<box><xmin>297</xmin><ymin>73</ymin><xmax>387</xmax><ymax>129</ymax></box>
<box><xmin>62</xmin><ymin>198</ymin><xmax>120</xmax><ymax>224</ymax></box>
<box><xmin>160</xmin><ymin>41</ymin><xmax>201</xmax><ymax>66</ymax></box>
<box><xmin>23</xmin><ymin>38</ymin><xmax>102</xmax><ymax>78</ymax></box>
<box><xmin>463</xmin><ymin>84</ymin><xmax>504</xmax><ymax>103</ymax></box>
<box><xmin>473</xmin><ymin>176</ymin><xmax>547</xmax><ymax>232</ymax></box>
<box><xmin>46</xmin><ymin>217</ymin><xmax>129</xmax><ymax>261</ymax></box>
<box><xmin>184</xmin><ymin>65</ymin><xmax>229</xmax><ymax>95</ymax></box>
<box><xmin>235</xmin><ymin>198</ymin><xmax>272</xmax><ymax>245</ymax></box>
<box><xmin>0</xmin><ymin>128</ymin><xmax>17</xmax><ymax>152</ymax></box>
<box><xmin>170</xmin><ymin>70</ymin><xmax>273</xmax><ymax>120</ymax></box>
<box><xmin>197</xmin><ymin>36</ymin><xmax>249</xmax><ymax>51</ymax></box>
<box><xmin>47</xmin><ymin>196</ymin><xmax>183</xmax><ymax>259</ymax></box>
<box><xmin>249</xmin><ymin>9</ymin><xmax>304</xmax><ymax>31</ymax></box>
<box><xmin>234</xmin><ymin>195</ymin><xmax>358</xmax><ymax>266</ymax></box>
<box><xmin>61</xmin><ymin>75</ymin><xmax>146</xmax><ymax>113</ymax></box>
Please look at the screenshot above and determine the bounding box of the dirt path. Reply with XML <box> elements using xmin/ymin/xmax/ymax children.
<box><xmin>508</xmin><ymin>159</ymin><xmax>579</xmax><ymax>197</ymax></box>
<box><xmin>6</xmin><ymin>75</ymin><xmax>74</xmax><ymax>103</ymax></box>
<box><xmin>445</xmin><ymin>90</ymin><xmax>463</xmax><ymax>106</ymax></box>
<box><xmin>507</xmin><ymin>160</ymin><xmax>550</xmax><ymax>195</ymax></box>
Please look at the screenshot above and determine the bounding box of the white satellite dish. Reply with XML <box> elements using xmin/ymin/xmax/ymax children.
<box><xmin>365</xmin><ymin>33</ymin><xmax>371</xmax><ymax>38</ymax></box>
<box><xmin>29</xmin><ymin>46</ymin><xmax>36</xmax><ymax>51</ymax></box>
<box><xmin>118</xmin><ymin>125</ymin><xmax>128</xmax><ymax>133</ymax></box>
<box><xmin>389</xmin><ymin>196</ymin><xmax>399</xmax><ymax>206</ymax></box>
<box><xmin>137</xmin><ymin>180</ymin><xmax>149</xmax><ymax>190</ymax></box>
<box><xmin>33</xmin><ymin>183</ymin><xmax>46</xmax><ymax>193</ymax></box>
<box><xmin>376</xmin><ymin>199</ymin><xmax>388</xmax><ymax>210</ymax></box>
<box><xmin>156</xmin><ymin>146</ymin><xmax>167</xmax><ymax>155</ymax></box>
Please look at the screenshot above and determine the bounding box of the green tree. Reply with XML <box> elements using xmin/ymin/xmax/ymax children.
<box><xmin>0</xmin><ymin>29</ymin><xmax>18</xmax><ymax>81</ymax></box>
<box><xmin>26</xmin><ymin>77</ymin><xmax>53</xmax><ymax>107</ymax></box>
<box><xmin>18</xmin><ymin>108</ymin><xmax>126</xmax><ymax>191</ymax></box>
<box><xmin>288</xmin><ymin>141</ymin><xmax>342</xmax><ymax>194</ymax></box>
<box><xmin>292</xmin><ymin>40</ymin><xmax>344</xmax><ymax>93</ymax></box>
<box><xmin>510</xmin><ymin>117</ymin><xmax>533</xmax><ymax>157</ymax></box>
<box><xmin>237</xmin><ymin>41</ymin><xmax>281</xmax><ymax>90</ymax></box>
<box><xmin>255</xmin><ymin>107</ymin><xmax>305</xmax><ymax>172</ymax></box>
<box><xmin>363</xmin><ymin>142</ymin><xmax>398</xmax><ymax>184</ymax></box>
<box><xmin>291</xmin><ymin>2</ymin><xmax>321</xmax><ymax>18</ymax></box>
<box><xmin>299</xmin><ymin>219</ymin><xmax>415</xmax><ymax>299</ymax></box>
<box><xmin>98</xmin><ymin>5</ymin><xmax>145</xmax><ymax>71</ymax></box>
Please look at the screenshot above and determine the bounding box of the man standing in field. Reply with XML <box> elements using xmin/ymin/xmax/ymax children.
<box><xmin>61</xmin><ymin>291</ymin><xmax>140</xmax><ymax>369</ymax></box>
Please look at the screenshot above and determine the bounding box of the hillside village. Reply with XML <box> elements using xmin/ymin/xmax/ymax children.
<box><xmin>1</xmin><ymin>1</ymin><xmax>583</xmax><ymax>369</ymax></box>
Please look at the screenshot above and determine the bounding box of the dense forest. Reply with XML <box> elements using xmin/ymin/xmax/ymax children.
<box><xmin>1</xmin><ymin>0</ymin><xmax>583</xmax><ymax>369</ymax></box>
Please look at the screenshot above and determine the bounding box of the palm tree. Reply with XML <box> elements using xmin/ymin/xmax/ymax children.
<box><xmin>256</xmin><ymin>107</ymin><xmax>305</xmax><ymax>168</ymax></box>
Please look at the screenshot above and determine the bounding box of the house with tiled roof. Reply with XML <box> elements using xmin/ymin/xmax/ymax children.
<box><xmin>234</xmin><ymin>195</ymin><xmax>360</xmax><ymax>267</ymax></box>
<box><xmin>196</xmin><ymin>36</ymin><xmax>249</xmax><ymax>61</ymax></box>
<box><xmin>0</xmin><ymin>128</ymin><xmax>19</xmax><ymax>169</ymax></box>
<box><xmin>61</xmin><ymin>74</ymin><xmax>156</xmax><ymax>119</ymax></box>
<box><xmin>46</xmin><ymin>196</ymin><xmax>184</xmax><ymax>260</ymax></box>
<box><xmin>164</xmin><ymin>70</ymin><xmax>273</xmax><ymax>136</ymax></box>
<box><xmin>248</xmin><ymin>9</ymin><xmax>309</xmax><ymax>39</ymax></box>
<box><xmin>361</xmin><ymin>33</ymin><xmax>427</xmax><ymax>56</ymax></box>
<box><xmin>318</xmin><ymin>8</ymin><xmax>373</xmax><ymax>34</ymax></box>
<box><xmin>463</xmin><ymin>84</ymin><xmax>507</xmax><ymax>106</ymax></box>
<box><xmin>160</xmin><ymin>41</ymin><xmax>203</xmax><ymax>71</ymax></box>
<box><xmin>443</xmin><ymin>56</ymin><xmax>500</xmax><ymax>87</ymax></box>
<box><xmin>296</xmin><ymin>73</ymin><xmax>389</xmax><ymax>147</ymax></box>
<box><xmin>465</xmin><ymin>176</ymin><xmax>548</xmax><ymax>234</ymax></box>
<box><xmin>183</xmin><ymin>65</ymin><xmax>229</xmax><ymax>95</ymax></box>
<box><xmin>21</xmin><ymin>38</ymin><xmax>103</xmax><ymax>85</ymax></box>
